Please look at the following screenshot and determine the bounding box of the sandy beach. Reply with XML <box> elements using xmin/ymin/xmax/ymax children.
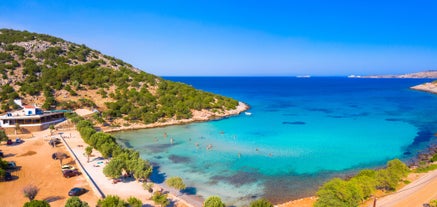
<box><xmin>57</xmin><ymin>127</ymin><xmax>203</xmax><ymax>207</ymax></box>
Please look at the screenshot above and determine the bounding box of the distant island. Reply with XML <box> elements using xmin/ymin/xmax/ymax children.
<box><xmin>349</xmin><ymin>70</ymin><xmax>437</xmax><ymax>78</ymax></box>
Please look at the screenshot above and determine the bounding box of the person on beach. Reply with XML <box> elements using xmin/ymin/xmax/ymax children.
<box><xmin>170</xmin><ymin>138</ymin><xmax>174</xmax><ymax>144</ymax></box>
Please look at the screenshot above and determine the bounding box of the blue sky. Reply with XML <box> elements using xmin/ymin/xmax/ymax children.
<box><xmin>1</xmin><ymin>0</ymin><xmax>437</xmax><ymax>76</ymax></box>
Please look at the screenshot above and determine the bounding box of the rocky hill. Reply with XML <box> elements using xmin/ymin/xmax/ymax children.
<box><xmin>0</xmin><ymin>29</ymin><xmax>244</xmax><ymax>127</ymax></box>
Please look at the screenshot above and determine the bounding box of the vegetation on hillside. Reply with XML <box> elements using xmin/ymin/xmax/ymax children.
<box><xmin>0</xmin><ymin>29</ymin><xmax>239</xmax><ymax>125</ymax></box>
<box><xmin>314</xmin><ymin>159</ymin><xmax>409</xmax><ymax>207</ymax></box>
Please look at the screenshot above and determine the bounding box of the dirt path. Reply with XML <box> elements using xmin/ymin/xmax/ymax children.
<box><xmin>371</xmin><ymin>169</ymin><xmax>437</xmax><ymax>207</ymax></box>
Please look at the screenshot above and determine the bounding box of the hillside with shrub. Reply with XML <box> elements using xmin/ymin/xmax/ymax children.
<box><xmin>0</xmin><ymin>29</ymin><xmax>240</xmax><ymax>126</ymax></box>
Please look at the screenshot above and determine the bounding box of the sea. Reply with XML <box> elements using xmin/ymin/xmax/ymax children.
<box><xmin>114</xmin><ymin>77</ymin><xmax>437</xmax><ymax>205</ymax></box>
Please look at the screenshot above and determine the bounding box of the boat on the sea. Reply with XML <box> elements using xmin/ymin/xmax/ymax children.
<box><xmin>296</xmin><ymin>75</ymin><xmax>311</xmax><ymax>78</ymax></box>
<box><xmin>245</xmin><ymin>112</ymin><xmax>252</xmax><ymax>116</ymax></box>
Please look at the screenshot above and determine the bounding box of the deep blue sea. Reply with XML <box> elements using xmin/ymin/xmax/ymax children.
<box><xmin>114</xmin><ymin>77</ymin><xmax>437</xmax><ymax>205</ymax></box>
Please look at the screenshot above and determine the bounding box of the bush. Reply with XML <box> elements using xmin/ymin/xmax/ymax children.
<box><xmin>23</xmin><ymin>200</ymin><xmax>50</xmax><ymax>207</ymax></box>
<box><xmin>314</xmin><ymin>178</ymin><xmax>362</xmax><ymax>207</ymax></box>
<box><xmin>430</xmin><ymin>200</ymin><xmax>437</xmax><ymax>207</ymax></box>
<box><xmin>127</xmin><ymin>197</ymin><xmax>142</xmax><ymax>207</ymax></box>
<box><xmin>249</xmin><ymin>198</ymin><xmax>273</xmax><ymax>207</ymax></box>
<box><xmin>151</xmin><ymin>192</ymin><xmax>169</xmax><ymax>207</ymax></box>
<box><xmin>165</xmin><ymin>176</ymin><xmax>186</xmax><ymax>191</ymax></box>
<box><xmin>204</xmin><ymin>196</ymin><xmax>225</xmax><ymax>207</ymax></box>
<box><xmin>97</xmin><ymin>195</ymin><xmax>126</xmax><ymax>207</ymax></box>
<box><xmin>65</xmin><ymin>196</ymin><xmax>89</xmax><ymax>207</ymax></box>
<box><xmin>315</xmin><ymin>159</ymin><xmax>409</xmax><ymax>207</ymax></box>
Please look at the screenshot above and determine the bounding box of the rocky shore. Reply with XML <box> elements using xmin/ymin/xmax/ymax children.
<box><xmin>411</xmin><ymin>82</ymin><xmax>437</xmax><ymax>94</ymax></box>
<box><xmin>102</xmin><ymin>101</ymin><xmax>250</xmax><ymax>133</ymax></box>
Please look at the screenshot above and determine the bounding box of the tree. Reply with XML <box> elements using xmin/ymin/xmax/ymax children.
<box><xmin>85</xmin><ymin>146</ymin><xmax>93</xmax><ymax>163</ymax></box>
<box><xmin>132</xmin><ymin>159</ymin><xmax>152</xmax><ymax>181</ymax></box>
<box><xmin>15</xmin><ymin>122</ymin><xmax>22</xmax><ymax>135</ymax></box>
<box><xmin>204</xmin><ymin>196</ymin><xmax>225</xmax><ymax>207</ymax></box>
<box><xmin>165</xmin><ymin>176</ymin><xmax>186</xmax><ymax>192</ymax></box>
<box><xmin>53</xmin><ymin>152</ymin><xmax>68</xmax><ymax>166</ymax></box>
<box><xmin>103</xmin><ymin>158</ymin><xmax>124</xmax><ymax>178</ymax></box>
<box><xmin>250</xmin><ymin>198</ymin><xmax>273</xmax><ymax>207</ymax></box>
<box><xmin>23</xmin><ymin>184</ymin><xmax>39</xmax><ymax>201</ymax></box>
<box><xmin>0</xmin><ymin>130</ymin><xmax>8</xmax><ymax>142</ymax></box>
<box><xmin>49</xmin><ymin>124</ymin><xmax>55</xmax><ymax>135</ymax></box>
<box><xmin>97</xmin><ymin>195</ymin><xmax>126</xmax><ymax>207</ymax></box>
<box><xmin>23</xmin><ymin>200</ymin><xmax>50</xmax><ymax>207</ymax></box>
<box><xmin>127</xmin><ymin>197</ymin><xmax>142</xmax><ymax>207</ymax></box>
<box><xmin>65</xmin><ymin>196</ymin><xmax>89</xmax><ymax>207</ymax></box>
<box><xmin>151</xmin><ymin>192</ymin><xmax>169</xmax><ymax>207</ymax></box>
<box><xmin>314</xmin><ymin>178</ymin><xmax>362</xmax><ymax>207</ymax></box>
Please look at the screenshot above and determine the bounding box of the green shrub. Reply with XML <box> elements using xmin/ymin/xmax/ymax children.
<box><xmin>97</xmin><ymin>195</ymin><xmax>126</xmax><ymax>207</ymax></box>
<box><xmin>65</xmin><ymin>196</ymin><xmax>89</xmax><ymax>207</ymax></box>
<box><xmin>23</xmin><ymin>200</ymin><xmax>50</xmax><ymax>207</ymax></box>
<box><xmin>204</xmin><ymin>196</ymin><xmax>225</xmax><ymax>207</ymax></box>
<box><xmin>249</xmin><ymin>198</ymin><xmax>273</xmax><ymax>207</ymax></box>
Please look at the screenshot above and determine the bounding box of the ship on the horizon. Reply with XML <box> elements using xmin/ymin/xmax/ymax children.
<box><xmin>296</xmin><ymin>75</ymin><xmax>311</xmax><ymax>78</ymax></box>
<box><xmin>347</xmin><ymin>74</ymin><xmax>362</xmax><ymax>78</ymax></box>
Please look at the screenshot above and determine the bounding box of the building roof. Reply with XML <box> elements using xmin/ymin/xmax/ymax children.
<box><xmin>23</xmin><ymin>105</ymin><xmax>36</xmax><ymax>109</ymax></box>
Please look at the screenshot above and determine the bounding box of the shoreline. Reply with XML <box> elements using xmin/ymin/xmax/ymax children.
<box><xmin>57</xmin><ymin>127</ymin><xmax>202</xmax><ymax>207</ymax></box>
<box><xmin>411</xmin><ymin>82</ymin><xmax>437</xmax><ymax>94</ymax></box>
<box><xmin>102</xmin><ymin>101</ymin><xmax>250</xmax><ymax>133</ymax></box>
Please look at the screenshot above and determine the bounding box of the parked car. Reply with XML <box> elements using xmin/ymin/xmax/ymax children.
<box><xmin>7</xmin><ymin>161</ymin><xmax>16</xmax><ymax>169</ymax></box>
<box><xmin>4</xmin><ymin>172</ymin><xmax>12</xmax><ymax>181</ymax></box>
<box><xmin>61</xmin><ymin>165</ymin><xmax>76</xmax><ymax>171</ymax></box>
<box><xmin>6</xmin><ymin>139</ymin><xmax>13</xmax><ymax>145</ymax></box>
<box><xmin>62</xmin><ymin>169</ymin><xmax>80</xmax><ymax>178</ymax></box>
<box><xmin>15</xmin><ymin>138</ymin><xmax>23</xmax><ymax>143</ymax></box>
<box><xmin>68</xmin><ymin>187</ymin><xmax>87</xmax><ymax>196</ymax></box>
<box><xmin>1</xmin><ymin>172</ymin><xmax>12</xmax><ymax>181</ymax></box>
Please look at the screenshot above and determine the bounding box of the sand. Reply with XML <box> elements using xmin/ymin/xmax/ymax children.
<box><xmin>0</xmin><ymin>130</ymin><xmax>99</xmax><ymax>207</ymax></box>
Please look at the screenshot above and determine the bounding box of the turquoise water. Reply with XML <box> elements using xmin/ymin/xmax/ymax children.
<box><xmin>114</xmin><ymin>77</ymin><xmax>437</xmax><ymax>205</ymax></box>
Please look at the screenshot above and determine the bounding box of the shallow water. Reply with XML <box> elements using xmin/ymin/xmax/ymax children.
<box><xmin>114</xmin><ymin>77</ymin><xmax>437</xmax><ymax>205</ymax></box>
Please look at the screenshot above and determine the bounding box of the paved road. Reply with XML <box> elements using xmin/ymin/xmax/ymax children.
<box><xmin>372</xmin><ymin>169</ymin><xmax>437</xmax><ymax>207</ymax></box>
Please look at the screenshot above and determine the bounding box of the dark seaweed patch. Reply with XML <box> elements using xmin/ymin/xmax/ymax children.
<box><xmin>327</xmin><ymin>115</ymin><xmax>346</xmax><ymax>119</ymax></box>
<box><xmin>385</xmin><ymin>118</ymin><xmax>403</xmax><ymax>122</ymax></box>
<box><xmin>210</xmin><ymin>171</ymin><xmax>259</xmax><ymax>187</ymax></box>
<box><xmin>168</xmin><ymin>154</ymin><xmax>191</xmax><ymax>163</ymax></box>
<box><xmin>144</xmin><ymin>143</ymin><xmax>178</xmax><ymax>153</ymax></box>
<box><xmin>307</xmin><ymin>108</ymin><xmax>332</xmax><ymax>114</ymax></box>
<box><xmin>411</xmin><ymin>130</ymin><xmax>433</xmax><ymax>146</ymax></box>
<box><xmin>283</xmin><ymin>121</ymin><xmax>306</xmax><ymax>125</ymax></box>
